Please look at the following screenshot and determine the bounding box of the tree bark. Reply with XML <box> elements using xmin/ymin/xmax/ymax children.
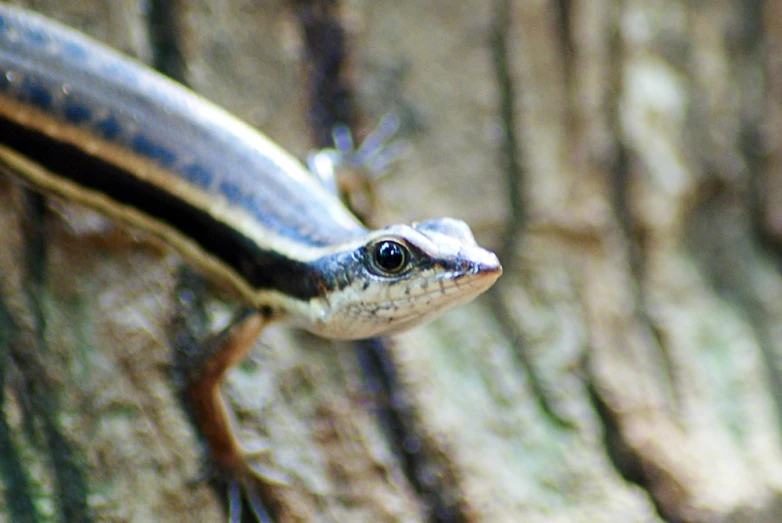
<box><xmin>1</xmin><ymin>1</ymin><xmax>781</xmax><ymax>522</ymax></box>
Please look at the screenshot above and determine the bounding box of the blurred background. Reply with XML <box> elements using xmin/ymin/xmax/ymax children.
<box><xmin>1</xmin><ymin>0</ymin><xmax>781</xmax><ymax>521</ymax></box>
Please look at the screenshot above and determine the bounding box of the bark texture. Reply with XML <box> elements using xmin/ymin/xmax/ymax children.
<box><xmin>1</xmin><ymin>0</ymin><xmax>781</xmax><ymax>522</ymax></box>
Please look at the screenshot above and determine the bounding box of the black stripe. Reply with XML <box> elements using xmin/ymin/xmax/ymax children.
<box><xmin>0</xmin><ymin>115</ymin><xmax>328</xmax><ymax>301</ymax></box>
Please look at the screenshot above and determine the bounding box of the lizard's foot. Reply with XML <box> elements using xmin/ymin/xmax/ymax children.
<box><xmin>220</xmin><ymin>441</ymin><xmax>292</xmax><ymax>523</ymax></box>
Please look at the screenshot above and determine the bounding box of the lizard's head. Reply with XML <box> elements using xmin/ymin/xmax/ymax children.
<box><xmin>295</xmin><ymin>218</ymin><xmax>502</xmax><ymax>339</ymax></box>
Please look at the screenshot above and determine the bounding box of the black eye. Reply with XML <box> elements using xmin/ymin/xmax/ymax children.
<box><xmin>371</xmin><ymin>240</ymin><xmax>409</xmax><ymax>275</ymax></box>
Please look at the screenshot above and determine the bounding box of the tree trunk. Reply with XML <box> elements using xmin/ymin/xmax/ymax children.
<box><xmin>1</xmin><ymin>1</ymin><xmax>781</xmax><ymax>522</ymax></box>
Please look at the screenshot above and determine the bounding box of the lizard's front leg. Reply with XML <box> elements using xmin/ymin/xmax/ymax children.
<box><xmin>172</xmin><ymin>298</ymin><xmax>280</xmax><ymax>523</ymax></box>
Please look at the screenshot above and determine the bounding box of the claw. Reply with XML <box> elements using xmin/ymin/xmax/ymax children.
<box><xmin>225</xmin><ymin>475</ymin><xmax>277</xmax><ymax>523</ymax></box>
<box><xmin>247</xmin><ymin>461</ymin><xmax>291</xmax><ymax>486</ymax></box>
<box><xmin>365</xmin><ymin>139</ymin><xmax>407</xmax><ymax>178</ymax></box>
<box><xmin>351</xmin><ymin>113</ymin><xmax>401</xmax><ymax>177</ymax></box>
<box><xmin>331</xmin><ymin>124</ymin><xmax>355</xmax><ymax>157</ymax></box>
<box><xmin>236</xmin><ymin>440</ymin><xmax>290</xmax><ymax>485</ymax></box>
<box><xmin>219</xmin><ymin>443</ymin><xmax>291</xmax><ymax>522</ymax></box>
<box><xmin>241</xmin><ymin>440</ymin><xmax>272</xmax><ymax>458</ymax></box>
<box><xmin>243</xmin><ymin>481</ymin><xmax>274</xmax><ymax>523</ymax></box>
<box><xmin>227</xmin><ymin>482</ymin><xmax>242</xmax><ymax>523</ymax></box>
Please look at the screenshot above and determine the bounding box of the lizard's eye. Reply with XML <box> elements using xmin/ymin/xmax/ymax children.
<box><xmin>369</xmin><ymin>240</ymin><xmax>409</xmax><ymax>276</ymax></box>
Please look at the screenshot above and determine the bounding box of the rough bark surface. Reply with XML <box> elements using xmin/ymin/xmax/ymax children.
<box><xmin>1</xmin><ymin>0</ymin><xmax>781</xmax><ymax>522</ymax></box>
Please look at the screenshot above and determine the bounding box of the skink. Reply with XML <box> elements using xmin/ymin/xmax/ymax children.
<box><xmin>0</xmin><ymin>4</ymin><xmax>501</xmax><ymax>520</ymax></box>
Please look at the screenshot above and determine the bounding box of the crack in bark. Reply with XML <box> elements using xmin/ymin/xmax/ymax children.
<box><xmin>585</xmin><ymin>379</ymin><xmax>689</xmax><ymax>523</ymax></box>
<box><xmin>288</xmin><ymin>0</ymin><xmax>357</xmax><ymax>148</ymax></box>
<box><xmin>354</xmin><ymin>339</ymin><xmax>466</xmax><ymax>523</ymax></box>
<box><xmin>736</xmin><ymin>0</ymin><xmax>782</xmax><ymax>437</ymax></box>
<box><xmin>584</xmin><ymin>4</ymin><xmax>685</xmax><ymax>521</ymax></box>
<box><xmin>487</xmin><ymin>0</ymin><xmax>577</xmax><ymax>430</ymax></box>
<box><xmin>0</xmin><ymin>297</ymin><xmax>39</xmax><ymax>523</ymax></box>
<box><xmin>1</xmin><ymin>189</ymin><xmax>93</xmax><ymax>523</ymax></box>
<box><xmin>147</xmin><ymin>0</ymin><xmax>188</xmax><ymax>85</ymax></box>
